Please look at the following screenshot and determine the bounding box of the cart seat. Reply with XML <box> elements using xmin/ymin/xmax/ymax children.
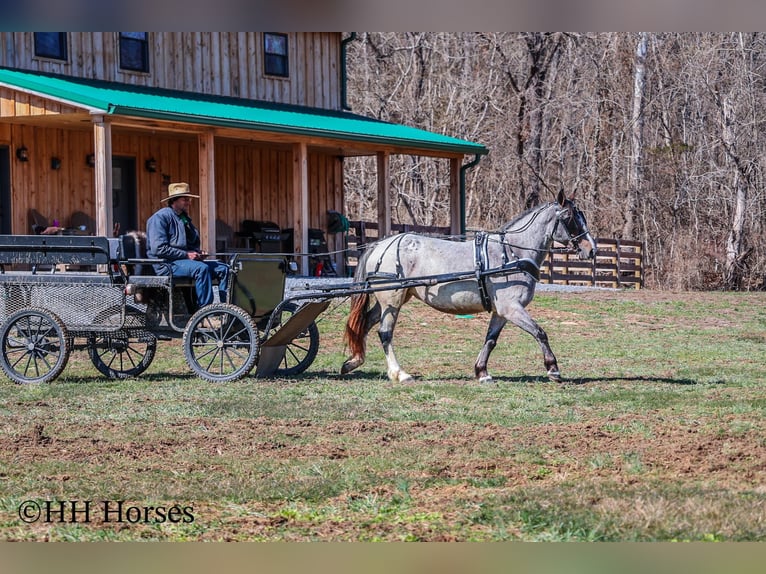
<box><xmin>118</xmin><ymin>232</ymin><xmax>195</xmax><ymax>288</ymax></box>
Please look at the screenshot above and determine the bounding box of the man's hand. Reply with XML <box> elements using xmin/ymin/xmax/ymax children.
<box><xmin>187</xmin><ymin>251</ymin><xmax>207</xmax><ymax>260</ymax></box>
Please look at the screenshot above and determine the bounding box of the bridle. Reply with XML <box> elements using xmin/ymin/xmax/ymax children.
<box><xmin>552</xmin><ymin>202</ymin><xmax>592</xmax><ymax>252</ymax></box>
<box><xmin>498</xmin><ymin>201</ymin><xmax>592</xmax><ymax>255</ymax></box>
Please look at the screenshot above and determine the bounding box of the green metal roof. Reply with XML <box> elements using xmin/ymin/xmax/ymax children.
<box><xmin>0</xmin><ymin>67</ymin><xmax>487</xmax><ymax>156</ymax></box>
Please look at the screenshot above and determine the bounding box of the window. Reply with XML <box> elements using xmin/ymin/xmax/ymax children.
<box><xmin>34</xmin><ymin>33</ymin><xmax>67</xmax><ymax>61</ymax></box>
<box><xmin>264</xmin><ymin>33</ymin><xmax>288</xmax><ymax>77</ymax></box>
<box><xmin>119</xmin><ymin>32</ymin><xmax>149</xmax><ymax>73</ymax></box>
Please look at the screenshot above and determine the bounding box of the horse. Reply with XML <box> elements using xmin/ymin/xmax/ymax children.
<box><xmin>341</xmin><ymin>190</ymin><xmax>597</xmax><ymax>384</ymax></box>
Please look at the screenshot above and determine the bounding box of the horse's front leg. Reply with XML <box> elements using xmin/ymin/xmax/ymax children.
<box><xmin>475</xmin><ymin>313</ymin><xmax>507</xmax><ymax>383</ymax></box>
<box><xmin>378</xmin><ymin>304</ymin><xmax>413</xmax><ymax>384</ymax></box>
<box><xmin>506</xmin><ymin>306</ymin><xmax>561</xmax><ymax>382</ymax></box>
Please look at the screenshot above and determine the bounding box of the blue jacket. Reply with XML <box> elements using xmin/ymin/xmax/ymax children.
<box><xmin>146</xmin><ymin>207</ymin><xmax>201</xmax><ymax>271</ymax></box>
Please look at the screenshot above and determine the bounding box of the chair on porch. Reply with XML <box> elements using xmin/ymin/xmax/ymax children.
<box><xmin>215</xmin><ymin>218</ymin><xmax>233</xmax><ymax>253</ymax></box>
<box><xmin>69</xmin><ymin>211</ymin><xmax>95</xmax><ymax>234</ymax></box>
<box><xmin>28</xmin><ymin>209</ymin><xmax>50</xmax><ymax>234</ymax></box>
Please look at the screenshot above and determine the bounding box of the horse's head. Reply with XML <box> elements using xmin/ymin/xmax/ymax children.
<box><xmin>552</xmin><ymin>190</ymin><xmax>597</xmax><ymax>260</ymax></box>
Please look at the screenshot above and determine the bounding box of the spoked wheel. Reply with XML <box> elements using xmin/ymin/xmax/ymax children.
<box><xmin>268</xmin><ymin>302</ymin><xmax>320</xmax><ymax>377</ymax></box>
<box><xmin>87</xmin><ymin>305</ymin><xmax>157</xmax><ymax>379</ymax></box>
<box><xmin>88</xmin><ymin>331</ymin><xmax>157</xmax><ymax>379</ymax></box>
<box><xmin>0</xmin><ymin>307</ymin><xmax>69</xmax><ymax>384</ymax></box>
<box><xmin>182</xmin><ymin>303</ymin><xmax>259</xmax><ymax>382</ymax></box>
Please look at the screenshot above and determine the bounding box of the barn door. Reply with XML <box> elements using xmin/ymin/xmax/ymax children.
<box><xmin>112</xmin><ymin>156</ymin><xmax>137</xmax><ymax>234</ymax></box>
<box><xmin>0</xmin><ymin>146</ymin><xmax>10</xmax><ymax>234</ymax></box>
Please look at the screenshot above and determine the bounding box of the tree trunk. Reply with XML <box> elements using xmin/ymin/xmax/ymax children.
<box><xmin>623</xmin><ymin>32</ymin><xmax>648</xmax><ymax>238</ymax></box>
<box><xmin>721</xmin><ymin>94</ymin><xmax>749</xmax><ymax>289</ymax></box>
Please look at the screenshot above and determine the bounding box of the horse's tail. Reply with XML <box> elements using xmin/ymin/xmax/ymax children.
<box><xmin>343</xmin><ymin>245</ymin><xmax>375</xmax><ymax>362</ymax></box>
<box><xmin>344</xmin><ymin>290</ymin><xmax>370</xmax><ymax>360</ymax></box>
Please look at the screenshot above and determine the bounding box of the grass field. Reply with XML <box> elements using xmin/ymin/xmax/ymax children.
<box><xmin>1</xmin><ymin>288</ymin><xmax>765</xmax><ymax>541</ymax></box>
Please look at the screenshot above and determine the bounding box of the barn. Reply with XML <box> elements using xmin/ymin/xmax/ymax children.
<box><xmin>0</xmin><ymin>32</ymin><xmax>486</xmax><ymax>274</ymax></box>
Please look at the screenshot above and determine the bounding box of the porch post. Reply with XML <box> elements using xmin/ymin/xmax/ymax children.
<box><xmin>198</xmin><ymin>131</ymin><xmax>216</xmax><ymax>255</ymax></box>
<box><xmin>92</xmin><ymin>116</ymin><xmax>113</xmax><ymax>238</ymax></box>
<box><xmin>449</xmin><ymin>157</ymin><xmax>460</xmax><ymax>236</ymax></box>
<box><xmin>292</xmin><ymin>141</ymin><xmax>309</xmax><ymax>275</ymax></box>
<box><xmin>377</xmin><ymin>151</ymin><xmax>390</xmax><ymax>237</ymax></box>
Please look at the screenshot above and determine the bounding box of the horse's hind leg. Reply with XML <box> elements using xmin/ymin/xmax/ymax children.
<box><xmin>341</xmin><ymin>298</ymin><xmax>381</xmax><ymax>374</ymax></box>
<box><xmin>475</xmin><ymin>313</ymin><xmax>507</xmax><ymax>383</ymax></box>
<box><xmin>506</xmin><ymin>306</ymin><xmax>561</xmax><ymax>382</ymax></box>
<box><xmin>377</xmin><ymin>291</ymin><xmax>413</xmax><ymax>383</ymax></box>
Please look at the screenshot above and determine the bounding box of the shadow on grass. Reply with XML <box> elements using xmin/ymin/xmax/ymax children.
<box><xmin>55</xmin><ymin>370</ymin><xmax>717</xmax><ymax>387</ymax></box>
<box><xmin>287</xmin><ymin>370</ymin><xmax>715</xmax><ymax>387</ymax></box>
<box><xmin>58</xmin><ymin>372</ymin><xmax>201</xmax><ymax>384</ymax></box>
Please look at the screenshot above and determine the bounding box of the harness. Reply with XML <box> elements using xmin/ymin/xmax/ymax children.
<box><xmin>474</xmin><ymin>231</ymin><xmax>540</xmax><ymax>312</ymax></box>
<box><xmin>367</xmin><ymin>232</ymin><xmax>542</xmax><ymax>314</ymax></box>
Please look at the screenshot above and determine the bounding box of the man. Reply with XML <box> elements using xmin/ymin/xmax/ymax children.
<box><xmin>146</xmin><ymin>182</ymin><xmax>229</xmax><ymax>309</ymax></box>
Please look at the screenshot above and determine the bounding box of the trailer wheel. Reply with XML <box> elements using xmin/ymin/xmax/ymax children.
<box><xmin>271</xmin><ymin>302</ymin><xmax>320</xmax><ymax>376</ymax></box>
<box><xmin>183</xmin><ymin>303</ymin><xmax>259</xmax><ymax>382</ymax></box>
<box><xmin>0</xmin><ymin>308</ymin><xmax>70</xmax><ymax>384</ymax></box>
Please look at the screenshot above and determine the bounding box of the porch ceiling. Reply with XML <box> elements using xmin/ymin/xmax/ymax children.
<box><xmin>0</xmin><ymin>67</ymin><xmax>487</xmax><ymax>159</ymax></box>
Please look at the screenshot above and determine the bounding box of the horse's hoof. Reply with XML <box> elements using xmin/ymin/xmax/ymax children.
<box><xmin>341</xmin><ymin>359</ymin><xmax>358</xmax><ymax>375</ymax></box>
<box><xmin>398</xmin><ymin>373</ymin><xmax>414</xmax><ymax>384</ymax></box>
<box><xmin>547</xmin><ymin>369</ymin><xmax>562</xmax><ymax>382</ymax></box>
<box><xmin>479</xmin><ymin>375</ymin><xmax>494</xmax><ymax>384</ymax></box>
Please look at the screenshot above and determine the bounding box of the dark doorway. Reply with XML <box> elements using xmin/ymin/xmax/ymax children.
<box><xmin>0</xmin><ymin>146</ymin><xmax>10</xmax><ymax>234</ymax></box>
<box><xmin>112</xmin><ymin>156</ymin><xmax>137</xmax><ymax>234</ymax></box>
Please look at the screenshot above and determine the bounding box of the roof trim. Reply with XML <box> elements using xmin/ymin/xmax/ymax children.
<box><xmin>0</xmin><ymin>67</ymin><xmax>488</xmax><ymax>156</ymax></box>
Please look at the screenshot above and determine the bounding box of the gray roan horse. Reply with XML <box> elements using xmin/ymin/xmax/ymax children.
<box><xmin>341</xmin><ymin>190</ymin><xmax>597</xmax><ymax>383</ymax></box>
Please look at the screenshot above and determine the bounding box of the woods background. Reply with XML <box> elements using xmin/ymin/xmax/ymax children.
<box><xmin>342</xmin><ymin>32</ymin><xmax>766</xmax><ymax>291</ymax></box>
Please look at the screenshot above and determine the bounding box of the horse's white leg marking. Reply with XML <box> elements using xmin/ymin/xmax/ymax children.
<box><xmin>505</xmin><ymin>305</ymin><xmax>561</xmax><ymax>381</ymax></box>
<box><xmin>475</xmin><ymin>313</ymin><xmax>507</xmax><ymax>383</ymax></box>
<box><xmin>377</xmin><ymin>293</ymin><xmax>413</xmax><ymax>383</ymax></box>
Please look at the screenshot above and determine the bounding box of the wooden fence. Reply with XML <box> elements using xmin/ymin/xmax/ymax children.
<box><xmin>342</xmin><ymin>221</ymin><xmax>644</xmax><ymax>289</ymax></box>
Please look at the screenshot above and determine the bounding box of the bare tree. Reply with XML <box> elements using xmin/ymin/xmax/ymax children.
<box><xmin>345</xmin><ymin>33</ymin><xmax>766</xmax><ymax>290</ymax></box>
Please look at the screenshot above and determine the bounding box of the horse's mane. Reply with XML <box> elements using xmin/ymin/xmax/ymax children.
<box><xmin>500</xmin><ymin>202</ymin><xmax>554</xmax><ymax>232</ymax></box>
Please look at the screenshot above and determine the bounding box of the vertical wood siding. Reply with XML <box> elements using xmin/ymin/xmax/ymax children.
<box><xmin>0</xmin><ymin>33</ymin><xmax>342</xmax><ymax>109</ymax></box>
<box><xmin>2</xmin><ymin>125</ymin><xmax>343</xmax><ymax>252</ymax></box>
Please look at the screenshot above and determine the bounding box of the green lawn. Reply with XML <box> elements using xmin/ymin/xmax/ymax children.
<box><xmin>1</xmin><ymin>289</ymin><xmax>765</xmax><ymax>541</ymax></box>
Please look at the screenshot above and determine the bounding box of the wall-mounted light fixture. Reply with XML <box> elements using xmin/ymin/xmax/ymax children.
<box><xmin>51</xmin><ymin>157</ymin><xmax>62</xmax><ymax>170</ymax></box>
<box><xmin>16</xmin><ymin>146</ymin><xmax>29</xmax><ymax>162</ymax></box>
<box><xmin>86</xmin><ymin>154</ymin><xmax>96</xmax><ymax>167</ymax></box>
<box><xmin>145</xmin><ymin>157</ymin><xmax>158</xmax><ymax>173</ymax></box>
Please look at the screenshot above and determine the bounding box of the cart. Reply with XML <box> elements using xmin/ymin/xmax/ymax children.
<box><xmin>0</xmin><ymin>234</ymin><xmax>328</xmax><ymax>384</ymax></box>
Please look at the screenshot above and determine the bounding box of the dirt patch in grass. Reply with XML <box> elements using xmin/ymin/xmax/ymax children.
<box><xmin>3</xmin><ymin>289</ymin><xmax>766</xmax><ymax>540</ymax></box>
<box><xmin>5</xmin><ymin>410</ymin><xmax>766</xmax><ymax>540</ymax></box>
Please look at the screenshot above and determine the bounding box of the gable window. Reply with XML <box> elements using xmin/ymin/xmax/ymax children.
<box><xmin>34</xmin><ymin>33</ymin><xmax>67</xmax><ymax>61</ymax></box>
<box><xmin>264</xmin><ymin>33</ymin><xmax>288</xmax><ymax>77</ymax></box>
<box><xmin>119</xmin><ymin>32</ymin><xmax>149</xmax><ymax>73</ymax></box>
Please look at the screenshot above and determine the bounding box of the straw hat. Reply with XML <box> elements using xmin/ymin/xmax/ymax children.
<box><xmin>161</xmin><ymin>182</ymin><xmax>199</xmax><ymax>203</ymax></box>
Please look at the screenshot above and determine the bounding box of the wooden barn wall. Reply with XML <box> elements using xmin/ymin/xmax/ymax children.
<box><xmin>0</xmin><ymin>33</ymin><xmax>341</xmax><ymax>110</ymax></box>
<box><xmin>3</xmin><ymin>125</ymin><xmax>344</xmax><ymax>251</ymax></box>
<box><xmin>214</xmin><ymin>142</ymin><xmax>344</xmax><ymax>251</ymax></box>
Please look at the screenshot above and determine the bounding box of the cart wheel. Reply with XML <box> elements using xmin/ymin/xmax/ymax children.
<box><xmin>183</xmin><ymin>303</ymin><xmax>259</xmax><ymax>382</ymax></box>
<box><xmin>87</xmin><ymin>305</ymin><xmax>156</xmax><ymax>379</ymax></box>
<box><xmin>88</xmin><ymin>331</ymin><xmax>157</xmax><ymax>379</ymax></box>
<box><xmin>271</xmin><ymin>302</ymin><xmax>320</xmax><ymax>376</ymax></box>
<box><xmin>0</xmin><ymin>307</ymin><xmax>70</xmax><ymax>384</ymax></box>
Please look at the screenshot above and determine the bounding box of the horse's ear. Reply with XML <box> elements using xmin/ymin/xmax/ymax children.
<box><xmin>557</xmin><ymin>189</ymin><xmax>566</xmax><ymax>206</ymax></box>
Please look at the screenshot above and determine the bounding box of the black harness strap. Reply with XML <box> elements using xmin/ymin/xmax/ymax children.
<box><xmin>474</xmin><ymin>232</ymin><xmax>493</xmax><ymax>312</ymax></box>
<box><xmin>514</xmin><ymin>259</ymin><xmax>541</xmax><ymax>281</ymax></box>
